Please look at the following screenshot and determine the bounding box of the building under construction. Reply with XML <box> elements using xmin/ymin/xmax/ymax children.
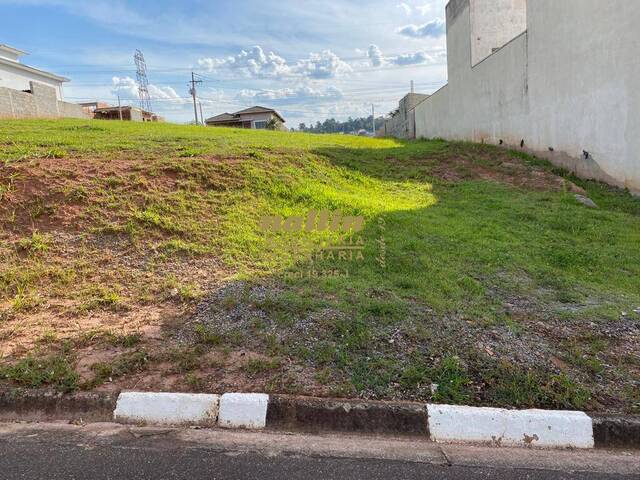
<box><xmin>92</xmin><ymin>105</ymin><xmax>163</xmax><ymax>122</ymax></box>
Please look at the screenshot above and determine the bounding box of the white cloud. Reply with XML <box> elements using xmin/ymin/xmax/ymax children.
<box><xmin>396</xmin><ymin>3</ymin><xmax>412</xmax><ymax>15</ymax></box>
<box><xmin>112</xmin><ymin>76</ymin><xmax>188</xmax><ymax>104</ymax></box>
<box><xmin>367</xmin><ymin>45</ymin><xmax>386</xmax><ymax>67</ymax></box>
<box><xmin>392</xmin><ymin>51</ymin><xmax>435</xmax><ymax>66</ymax></box>
<box><xmin>365</xmin><ymin>45</ymin><xmax>439</xmax><ymax>67</ymax></box>
<box><xmin>397</xmin><ymin>18</ymin><xmax>445</xmax><ymax>38</ymax></box>
<box><xmin>416</xmin><ymin>4</ymin><xmax>432</xmax><ymax>15</ymax></box>
<box><xmin>111</xmin><ymin>76</ymin><xmax>141</xmax><ymax>99</ymax></box>
<box><xmin>295</xmin><ymin>50</ymin><xmax>352</xmax><ymax>79</ymax></box>
<box><xmin>198</xmin><ymin>46</ymin><xmax>290</xmax><ymax>79</ymax></box>
<box><xmin>198</xmin><ymin>46</ymin><xmax>351</xmax><ymax>80</ymax></box>
<box><xmin>236</xmin><ymin>85</ymin><xmax>343</xmax><ymax>104</ymax></box>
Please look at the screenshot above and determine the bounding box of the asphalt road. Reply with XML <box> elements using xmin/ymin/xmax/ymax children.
<box><xmin>0</xmin><ymin>422</ymin><xmax>638</xmax><ymax>480</ymax></box>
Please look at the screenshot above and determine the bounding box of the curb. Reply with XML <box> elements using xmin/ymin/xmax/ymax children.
<box><xmin>266</xmin><ymin>395</ymin><xmax>429</xmax><ymax>436</ymax></box>
<box><xmin>590</xmin><ymin>414</ymin><xmax>640</xmax><ymax>449</ymax></box>
<box><xmin>427</xmin><ymin>404</ymin><xmax>593</xmax><ymax>448</ymax></box>
<box><xmin>0</xmin><ymin>389</ymin><xmax>117</xmax><ymax>422</ymax></box>
<box><xmin>1</xmin><ymin>389</ymin><xmax>638</xmax><ymax>449</ymax></box>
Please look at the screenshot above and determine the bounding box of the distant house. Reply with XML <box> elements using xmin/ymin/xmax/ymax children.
<box><xmin>92</xmin><ymin>105</ymin><xmax>164</xmax><ymax>122</ymax></box>
<box><xmin>79</xmin><ymin>101</ymin><xmax>112</xmax><ymax>117</ymax></box>
<box><xmin>205</xmin><ymin>106</ymin><xmax>285</xmax><ymax>129</ymax></box>
<box><xmin>0</xmin><ymin>43</ymin><xmax>86</xmax><ymax>119</ymax></box>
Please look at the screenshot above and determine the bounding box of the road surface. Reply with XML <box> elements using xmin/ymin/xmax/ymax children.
<box><xmin>0</xmin><ymin>422</ymin><xmax>637</xmax><ymax>479</ymax></box>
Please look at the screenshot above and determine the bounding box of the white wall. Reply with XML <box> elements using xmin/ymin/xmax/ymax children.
<box><xmin>415</xmin><ymin>0</ymin><xmax>640</xmax><ymax>193</ymax></box>
<box><xmin>469</xmin><ymin>0</ymin><xmax>527</xmax><ymax>66</ymax></box>
<box><xmin>0</xmin><ymin>61</ymin><xmax>64</xmax><ymax>100</ymax></box>
<box><xmin>525</xmin><ymin>0</ymin><xmax>640</xmax><ymax>191</ymax></box>
<box><xmin>239</xmin><ymin>112</ymin><xmax>278</xmax><ymax>128</ymax></box>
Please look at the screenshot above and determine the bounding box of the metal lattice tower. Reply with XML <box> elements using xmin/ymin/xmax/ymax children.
<box><xmin>134</xmin><ymin>49</ymin><xmax>153</xmax><ymax>113</ymax></box>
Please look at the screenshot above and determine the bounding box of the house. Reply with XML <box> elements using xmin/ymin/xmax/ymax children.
<box><xmin>0</xmin><ymin>43</ymin><xmax>86</xmax><ymax>119</ymax></box>
<box><xmin>93</xmin><ymin>105</ymin><xmax>164</xmax><ymax>122</ymax></box>
<box><xmin>79</xmin><ymin>101</ymin><xmax>112</xmax><ymax>117</ymax></box>
<box><xmin>412</xmin><ymin>0</ymin><xmax>640</xmax><ymax>193</ymax></box>
<box><xmin>0</xmin><ymin>44</ymin><xmax>67</xmax><ymax>100</ymax></box>
<box><xmin>205</xmin><ymin>106</ymin><xmax>285</xmax><ymax>129</ymax></box>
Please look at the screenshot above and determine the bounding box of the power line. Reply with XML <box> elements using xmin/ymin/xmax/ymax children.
<box><xmin>189</xmin><ymin>72</ymin><xmax>203</xmax><ymax>125</ymax></box>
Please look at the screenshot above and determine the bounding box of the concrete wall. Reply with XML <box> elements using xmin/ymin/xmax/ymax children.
<box><xmin>130</xmin><ymin>108</ymin><xmax>143</xmax><ymax>122</ymax></box>
<box><xmin>0</xmin><ymin>81</ymin><xmax>87</xmax><ymax>119</ymax></box>
<box><xmin>0</xmin><ymin>60</ymin><xmax>64</xmax><ymax>100</ymax></box>
<box><xmin>380</xmin><ymin>93</ymin><xmax>430</xmax><ymax>139</ymax></box>
<box><xmin>525</xmin><ymin>0</ymin><xmax>640</xmax><ymax>190</ymax></box>
<box><xmin>415</xmin><ymin>0</ymin><xmax>640</xmax><ymax>193</ymax></box>
<box><xmin>469</xmin><ymin>0</ymin><xmax>527</xmax><ymax>66</ymax></box>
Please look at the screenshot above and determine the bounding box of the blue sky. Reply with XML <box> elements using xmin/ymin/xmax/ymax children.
<box><xmin>0</xmin><ymin>0</ymin><xmax>448</xmax><ymax>126</ymax></box>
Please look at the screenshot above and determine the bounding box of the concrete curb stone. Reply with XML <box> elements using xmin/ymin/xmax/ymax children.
<box><xmin>113</xmin><ymin>392</ymin><xmax>219</xmax><ymax>426</ymax></box>
<box><xmin>218</xmin><ymin>393</ymin><xmax>269</xmax><ymax>429</ymax></box>
<box><xmin>427</xmin><ymin>404</ymin><xmax>594</xmax><ymax>449</ymax></box>
<box><xmin>1</xmin><ymin>388</ymin><xmax>638</xmax><ymax>450</ymax></box>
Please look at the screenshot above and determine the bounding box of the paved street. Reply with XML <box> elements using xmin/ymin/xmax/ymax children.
<box><xmin>0</xmin><ymin>423</ymin><xmax>638</xmax><ymax>479</ymax></box>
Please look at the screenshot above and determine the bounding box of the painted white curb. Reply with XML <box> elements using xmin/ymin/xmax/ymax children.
<box><xmin>114</xmin><ymin>392</ymin><xmax>219</xmax><ymax>425</ymax></box>
<box><xmin>427</xmin><ymin>404</ymin><xmax>594</xmax><ymax>448</ymax></box>
<box><xmin>218</xmin><ymin>393</ymin><xmax>269</xmax><ymax>429</ymax></box>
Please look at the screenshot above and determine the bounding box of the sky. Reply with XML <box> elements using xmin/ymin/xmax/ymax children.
<box><xmin>0</xmin><ymin>0</ymin><xmax>449</xmax><ymax>126</ymax></box>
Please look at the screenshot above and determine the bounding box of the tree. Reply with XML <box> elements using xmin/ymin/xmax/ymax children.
<box><xmin>266</xmin><ymin>118</ymin><xmax>284</xmax><ymax>131</ymax></box>
<box><xmin>297</xmin><ymin>115</ymin><xmax>386</xmax><ymax>134</ymax></box>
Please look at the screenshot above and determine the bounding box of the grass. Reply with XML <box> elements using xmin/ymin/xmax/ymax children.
<box><xmin>0</xmin><ymin>353</ymin><xmax>78</xmax><ymax>392</ymax></box>
<box><xmin>0</xmin><ymin>119</ymin><xmax>639</xmax><ymax>412</ymax></box>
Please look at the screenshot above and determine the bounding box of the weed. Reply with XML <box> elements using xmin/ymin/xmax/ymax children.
<box><xmin>17</xmin><ymin>232</ymin><xmax>50</xmax><ymax>254</ymax></box>
<box><xmin>105</xmin><ymin>332</ymin><xmax>142</xmax><ymax>348</ymax></box>
<box><xmin>185</xmin><ymin>373</ymin><xmax>205</xmax><ymax>389</ymax></box>
<box><xmin>242</xmin><ymin>357</ymin><xmax>281</xmax><ymax>376</ymax></box>
<box><xmin>430</xmin><ymin>357</ymin><xmax>472</xmax><ymax>404</ymax></box>
<box><xmin>0</xmin><ymin>354</ymin><xmax>78</xmax><ymax>392</ymax></box>
<box><xmin>194</xmin><ymin>324</ymin><xmax>222</xmax><ymax>346</ymax></box>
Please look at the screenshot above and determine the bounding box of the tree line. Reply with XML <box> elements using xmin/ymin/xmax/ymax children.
<box><xmin>297</xmin><ymin>115</ymin><xmax>386</xmax><ymax>134</ymax></box>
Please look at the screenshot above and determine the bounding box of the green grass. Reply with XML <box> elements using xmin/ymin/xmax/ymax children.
<box><xmin>1</xmin><ymin>119</ymin><xmax>639</xmax><ymax>411</ymax></box>
<box><xmin>0</xmin><ymin>353</ymin><xmax>78</xmax><ymax>392</ymax></box>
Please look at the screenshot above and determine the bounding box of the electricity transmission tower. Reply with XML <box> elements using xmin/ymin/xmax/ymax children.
<box><xmin>134</xmin><ymin>49</ymin><xmax>153</xmax><ymax>113</ymax></box>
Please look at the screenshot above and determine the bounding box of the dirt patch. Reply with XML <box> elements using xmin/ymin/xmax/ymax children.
<box><xmin>0</xmin><ymin>153</ymin><xmax>243</xmax><ymax>235</ymax></box>
<box><xmin>426</xmin><ymin>146</ymin><xmax>586</xmax><ymax>193</ymax></box>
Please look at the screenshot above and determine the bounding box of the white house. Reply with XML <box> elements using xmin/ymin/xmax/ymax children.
<box><xmin>0</xmin><ymin>44</ymin><xmax>68</xmax><ymax>100</ymax></box>
<box><xmin>205</xmin><ymin>106</ymin><xmax>286</xmax><ymax>130</ymax></box>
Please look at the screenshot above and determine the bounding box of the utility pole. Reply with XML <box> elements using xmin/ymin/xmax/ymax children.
<box><xmin>117</xmin><ymin>94</ymin><xmax>123</xmax><ymax>121</ymax></box>
<box><xmin>189</xmin><ymin>72</ymin><xmax>203</xmax><ymax>125</ymax></box>
<box><xmin>199</xmin><ymin>102</ymin><xmax>204</xmax><ymax>127</ymax></box>
<box><xmin>371</xmin><ymin>104</ymin><xmax>375</xmax><ymax>136</ymax></box>
<box><xmin>410</xmin><ymin>80</ymin><xmax>414</xmax><ymax>94</ymax></box>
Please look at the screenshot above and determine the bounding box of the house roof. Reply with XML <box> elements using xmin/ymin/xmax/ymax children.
<box><xmin>94</xmin><ymin>106</ymin><xmax>151</xmax><ymax>115</ymax></box>
<box><xmin>206</xmin><ymin>112</ymin><xmax>241</xmax><ymax>123</ymax></box>
<box><xmin>0</xmin><ymin>56</ymin><xmax>69</xmax><ymax>83</ymax></box>
<box><xmin>235</xmin><ymin>106</ymin><xmax>285</xmax><ymax>122</ymax></box>
<box><xmin>0</xmin><ymin>44</ymin><xmax>27</xmax><ymax>58</ymax></box>
<box><xmin>205</xmin><ymin>106</ymin><xmax>285</xmax><ymax>124</ymax></box>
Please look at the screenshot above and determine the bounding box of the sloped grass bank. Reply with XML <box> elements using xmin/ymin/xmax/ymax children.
<box><xmin>0</xmin><ymin>120</ymin><xmax>638</xmax><ymax>412</ymax></box>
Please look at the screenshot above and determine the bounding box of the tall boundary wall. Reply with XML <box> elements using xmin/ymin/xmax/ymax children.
<box><xmin>415</xmin><ymin>0</ymin><xmax>640</xmax><ymax>193</ymax></box>
<box><xmin>0</xmin><ymin>81</ymin><xmax>87</xmax><ymax>120</ymax></box>
<box><xmin>379</xmin><ymin>93</ymin><xmax>430</xmax><ymax>139</ymax></box>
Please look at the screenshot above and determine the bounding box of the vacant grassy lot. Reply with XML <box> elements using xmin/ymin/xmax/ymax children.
<box><xmin>1</xmin><ymin>119</ymin><xmax>638</xmax><ymax>412</ymax></box>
